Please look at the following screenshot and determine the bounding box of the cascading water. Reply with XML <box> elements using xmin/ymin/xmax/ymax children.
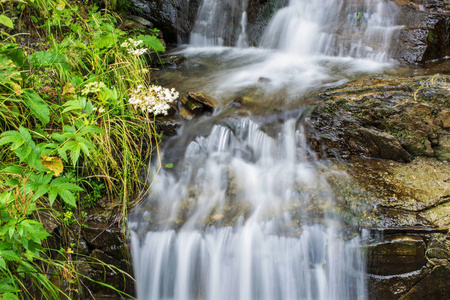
<box><xmin>130</xmin><ymin>0</ymin><xmax>402</xmax><ymax>299</ymax></box>
<box><xmin>189</xmin><ymin>0</ymin><xmax>249</xmax><ymax>47</ymax></box>
<box><xmin>130</xmin><ymin>117</ymin><xmax>367</xmax><ymax>300</ymax></box>
<box><xmin>260</xmin><ymin>0</ymin><xmax>399</xmax><ymax>61</ymax></box>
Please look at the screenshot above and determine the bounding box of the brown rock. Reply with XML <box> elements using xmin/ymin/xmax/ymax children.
<box><xmin>400</xmin><ymin>266</ymin><xmax>450</xmax><ymax>299</ymax></box>
<box><xmin>367</xmin><ymin>235</ymin><xmax>427</xmax><ymax>276</ymax></box>
<box><xmin>187</xmin><ymin>91</ymin><xmax>218</xmax><ymax>108</ymax></box>
<box><xmin>180</xmin><ymin>96</ymin><xmax>203</xmax><ymax>113</ymax></box>
<box><xmin>438</xmin><ymin>110</ymin><xmax>450</xmax><ymax>129</ymax></box>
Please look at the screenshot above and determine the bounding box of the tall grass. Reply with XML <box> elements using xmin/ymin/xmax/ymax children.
<box><xmin>0</xmin><ymin>0</ymin><xmax>168</xmax><ymax>298</ymax></box>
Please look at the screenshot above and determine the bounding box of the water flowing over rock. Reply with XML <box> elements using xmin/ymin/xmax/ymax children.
<box><xmin>189</xmin><ymin>0</ymin><xmax>249</xmax><ymax>46</ymax></box>
<box><xmin>130</xmin><ymin>0</ymin><xmax>450</xmax><ymax>63</ymax></box>
<box><xmin>130</xmin><ymin>117</ymin><xmax>367</xmax><ymax>300</ymax></box>
<box><xmin>126</xmin><ymin>0</ymin><xmax>450</xmax><ymax>299</ymax></box>
<box><xmin>260</xmin><ymin>0</ymin><xmax>399</xmax><ymax>61</ymax></box>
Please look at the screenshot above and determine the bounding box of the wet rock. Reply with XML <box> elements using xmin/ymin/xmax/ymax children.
<box><xmin>308</xmin><ymin>75</ymin><xmax>450</xmax><ymax>162</ymax></box>
<box><xmin>354</xmin><ymin>127</ymin><xmax>412</xmax><ymax>162</ymax></box>
<box><xmin>155</xmin><ymin>117</ymin><xmax>183</xmax><ymax>137</ymax></box>
<box><xmin>187</xmin><ymin>91</ymin><xmax>218</xmax><ymax>109</ymax></box>
<box><xmin>178</xmin><ymin>102</ymin><xmax>196</xmax><ymax>120</ymax></box>
<box><xmin>368</xmin><ymin>267</ymin><xmax>430</xmax><ymax>300</ymax></box>
<box><xmin>90</xmin><ymin>249</ymin><xmax>126</xmax><ymax>271</ymax></box>
<box><xmin>438</xmin><ymin>109</ymin><xmax>450</xmax><ymax>129</ymax></box>
<box><xmin>435</xmin><ymin>134</ymin><xmax>450</xmax><ymax>161</ymax></box>
<box><xmin>151</xmin><ymin>54</ymin><xmax>186</xmax><ymax>69</ymax></box>
<box><xmin>366</xmin><ymin>235</ymin><xmax>427</xmax><ymax>275</ymax></box>
<box><xmin>129</xmin><ymin>0</ymin><xmax>201</xmax><ymax>43</ymax></box>
<box><xmin>82</xmin><ymin>222</ymin><xmax>123</xmax><ymax>249</ymax></box>
<box><xmin>180</xmin><ymin>96</ymin><xmax>204</xmax><ymax>112</ymax></box>
<box><xmin>400</xmin><ymin>266</ymin><xmax>450</xmax><ymax>299</ymax></box>
<box><xmin>392</xmin><ymin>1</ymin><xmax>450</xmax><ymax>63</ymax></box>
<box><xmin>129</xmin><ymin>15</ymin><xmax>154</xmax><ymax>27</ymax></box>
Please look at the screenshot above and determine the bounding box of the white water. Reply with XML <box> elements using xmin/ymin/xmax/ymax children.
<box><xmin>130</xmin><ymin>0</ymin><xmax>402</xmax><ymax>299</ymax></box>
<box><xmin>261</xmin><ymin>0</ymin><xmax>399</xmax><ymax>62</ymax></box>
<box><xmin>130</xmin><ymin>118</ymin><xmax>367</xmax><ymax>300</ymax></box>
<box><xmin>190</xmin><ymin>0</ymin><xmax>249</xmax><ymax>47</ymax></box>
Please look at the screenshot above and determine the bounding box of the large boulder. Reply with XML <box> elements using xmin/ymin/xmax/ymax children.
<box><xmin>307</xmin><ymin>74</ymin><xmax>450</xmax><ymax>162</ymax></box>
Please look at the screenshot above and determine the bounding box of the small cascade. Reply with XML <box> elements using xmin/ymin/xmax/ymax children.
<box><xmin>130</xmin><ymin>117</ymin><xmax>367</xmax><ymax>300</ymax></box>
<box><xmin>260</xmin><ymin>0</ymin><xmax>399</xmax><ymax>61</ymax></box>
<box><xmin>236</xmin><ymin>11</ymin><xmax>249</xmax><ymax>48</ymax></box>
<box><xmin>189</xmin><ymin>0</ymin><xmax>249</xmax><ymax>47</ymax></box>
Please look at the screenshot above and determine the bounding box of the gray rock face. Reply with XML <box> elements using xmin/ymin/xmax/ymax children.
<box><xmin>130</xmin><ymin>0</ymin><xmax>450</xmax><ymax>63</ymax></box>
<box><xmin>129</xmin><ymin>0</ymin><xmax>201</xmax><ymax>43</ymax></box>
<box><xmin>392</xmin><ymin>0</ymin><xmax>450</xmax><ymax>63</ymax></box>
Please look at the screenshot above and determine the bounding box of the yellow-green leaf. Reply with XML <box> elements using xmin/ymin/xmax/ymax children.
<box><xmin>40</xmin><ymin>155</ymin><xmax>63</xmax><ymax>176</ymax></box>
<box><xmin>0</xmin><ymin>15</ymin><xmax>14</xmax><ymax>29</ymax></box>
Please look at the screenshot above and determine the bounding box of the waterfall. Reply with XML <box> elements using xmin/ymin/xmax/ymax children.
<box><xmin>128</xmin><ymin>1</ymin><xmax>403</xmax><ymax>299</ymax></box>
<box><xmin>130</xmin><ymin>118</ymin><xmax>367</xmax><ymax>300</ymax></box>
<box><xmin>260</xmin><ymin>0</ymin><xmax>399</xmax><ymax>61</ymax></box>
<box><xmin>189</xmin><ymin>0</ymin><xmax>249</xmax><ymax>47</ymax></box>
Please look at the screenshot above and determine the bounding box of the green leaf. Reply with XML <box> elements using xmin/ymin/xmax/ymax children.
<box><xmin>0</xmin><ymin>257</ymin><xmax>6</xmax><ymax>270</ymax></box>
<box><xmin>165</xmin><ymin>163</ymin><xmax>174</xmax><ymax>169</ymax></box>
<box><xmin>21</xmin><ymin>89</ymin><xmax>50</xmax><ymax>125</ymax></box>
<box><xmin>137</xmin><ymin>35</ymin><xmax>166</xmax><ymax>52</ymax></box>
<box><xmin>0</xmin><ymin>15</ymin><xmax>14</xmax><ymax>29</ymax></box>
<box><xmin>70</xmin><ymin>143</ymin><xmax>81</xmax><ymax>166</ymax></box>
<box><xmin>0</xmin><ymin>166</ymin><xmax>24</xmax><ymax>175</ymax></box>
<box><xmin>0</xmin><ymin>130</ymin><xmax>23</xmax><ymax>147</ymax></box>
<box><xmin>48</xmin><ymin>177</ymin><xmax>83</xmax><ymax>207</ymax></box>
<box><xmin>28</xmin><ymin>51</ymin><xmax>68</xmax><ymax>67</ymax></box>
<box><xmin>5</xmin><ymin>179</ymin><xmax>20</xmax><ymax>186</ymax></box>
<box><xmin>57</xmin><ymin>189</ymin><xmax>76</xmax><ymax>207</ymax></box>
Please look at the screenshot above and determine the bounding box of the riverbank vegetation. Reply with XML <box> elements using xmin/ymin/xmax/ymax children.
<box><xmin>0</xmin><ymin>0</ymin><xmax>167</xmax><ymax>298</ymax></box>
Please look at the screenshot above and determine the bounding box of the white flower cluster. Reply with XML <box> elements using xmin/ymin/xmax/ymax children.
<box><xmin>128</xmin><ymin>85</ymin><xmax>179</xmax><ymax>116</ymax></box>
<box><xmin>82</xmin><ymin>81</ymin><xmax>106</xmax><ymax>95</ymax></box>
<box><xmin>120</xmin><ymin>38</ymin><xmax>148</xmax><ymax>56</ymax></box>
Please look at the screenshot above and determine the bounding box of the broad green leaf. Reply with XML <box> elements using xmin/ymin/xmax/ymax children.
<box><xmin>0</xmin><ymin>257</ymin><xmax>6</xmax><ymax>270</ymax></box>
<box><xmin>48</xmin><ymin>177</ymin><xmax>83</xmax><ymax>207</ymax></box>
<box><xmin>57</xmin><ymin>189</ymin><xmax>76</xmax><ymax>207</ymax></box>
<box><xmin>21</xmin><ymin>89</ymin><xmax>50</xmax><ymax>125</ymax></box>
<box><xmin>0</xmin><ymin>292</ymin><xmax>19</xmax><ymax>300</ymax></box>
<box><xmin>0</xmin><ymin>166</ymin><xmax>24</xmax><ymax>175</ymax></box>
<box><xmin>58</xmin><ymin>147</ymin><xmax>69</xmax><ymax>163</ymax></box>
<box><xmin>28</xmin><ymin>51</ymin><xmax>67</xmax><ymax>67</ymax></box>
<box><xmin>137</xmin><ymin>35</ymin><xmax>166</xmax><ymax>52</ymax></box>
<box><xmin>0</xmin><ymin>130</ymin><xmax>23</xmax><ymax>147</ymax></box>
<box><xmin>0</xmin><ymin>14</ymin><xmax>14</xmax><ymax>29</ymax></box>
<box><xmin>69</xmin><ymin>143</ymin><xmax>81</xmax><ymax>166</ymax></box>
<box><xmin>0</xmin><ymin>283</ymin><xmax>18</xmax><ymax>293</ymax></box>
<box><xmin>5</xmin><ymin>179</ymin><xmax>20</xmax><ymax>186</ymax></box>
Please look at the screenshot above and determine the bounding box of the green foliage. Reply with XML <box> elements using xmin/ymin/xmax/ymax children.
<box><xmin>21</xmin><ymin>89</ymin><xmax>50</xmax><ymax>125</ymax></box>
<box><xmin>0</xmin><ymin>15</ymin><xmax>14</xmax><ymax>29</ymax></box>
<box><xmin>0</xmin><ymin>0</ymin><xmax>167</xmax><ymax>298</ymax></box>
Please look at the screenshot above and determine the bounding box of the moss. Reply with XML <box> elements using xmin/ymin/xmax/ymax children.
<box><xmin>427</xmin><ymin>31</ymin><xmax>436</xmax><ymax>43</ymax></box>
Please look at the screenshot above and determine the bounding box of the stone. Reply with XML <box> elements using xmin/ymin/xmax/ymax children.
<box><xmin>129</xmin><ymin>15</ymin><xmax>154</xmax><ymax>27</ymax></box>
<box><xmin>368</xmin><ymin>267</ymin><xmax>430</xmax><ymax>300</ymax></box>
<box><xmin>435</xmin><ymin>134</ymin><xmax>450</xmax><ymax>161</ymax></box>
<box><xmin>180</xmin><ymin>96</ymin><xmax>203</xmax><ymax>112</ymax></box>
<box><xmin>187</xmin><ymin>91</ymin><xmax>218</xmax><ymax>108</ymax></box>
<box><xmin>82</xmin><ymin>222</ymin><xmax>123</xmax><ymax>249</ymax></box>
<box><xmin>178</xmin><ymin>102</ymin><xmax>195</xmax><ymax>120</ymax></box>
<box><xmin>438</xmin><ymin>110</ymin><xmax>450</xmax><ymax>129</ymax></box>
<box><xmin>308</xmin><ymin>75</ymin><xmax>450</xmax><ymax>162</ymax></box>
<box><xmin>354</xmin><ymin>127</ymin><xmax>412</xmax><ymax>162</ymax></box>
<box><xmin>90</xmin><ymin>249</ymin><xmax>125</xmax><ymax>271</ymax></box>
<box><xmin>366</xmin><ymin>235</ymin><xmax>427</xmax><ymax>276</ymax></box>
<box><xmin>400</xmin><ymin>266</ymin><xmax>450</xmax><ymax>299</ymax></box>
